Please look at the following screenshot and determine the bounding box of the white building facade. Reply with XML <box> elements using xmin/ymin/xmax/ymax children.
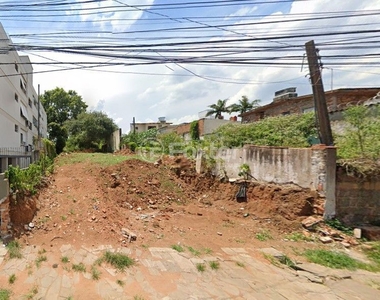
<box><xmin>0</xmin><ymin>23</ymin><xmax>47</xmax><ymax>172</ymax></box>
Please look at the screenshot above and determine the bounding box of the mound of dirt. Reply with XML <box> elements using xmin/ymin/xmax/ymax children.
<box><xmin>18</xmin><ymin>154</ymin><xmax>323</xmax><ymax>251</ymax></box>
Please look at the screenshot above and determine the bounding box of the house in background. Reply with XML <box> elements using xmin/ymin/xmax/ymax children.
<box><xmin>0</xmin><ymin>22</ymin><xmax>48</xmax><ymax>173</ymax></box>
<box><xmin>130</xmin><ymin>117</ymin><xmax>172</xmax><ymax>134</ymax></box>
<box><xmin>159</xmin><ymin>117</ymin><xmax>237</xmax><ymax>141</ymax></box>
<box><xmin>241</xmin><ymin>87</ymin><xmax>380</xmax><ymax>123</ymax></box>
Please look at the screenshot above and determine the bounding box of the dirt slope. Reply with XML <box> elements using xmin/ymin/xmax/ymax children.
<box><xmin>14</xmin><ymin>154</ymin><xmax>321</xmax><ymax>252</ymax></box>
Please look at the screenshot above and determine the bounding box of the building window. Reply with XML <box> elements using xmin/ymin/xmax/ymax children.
<box><xmin>135</xmin><ymin>127</ymin><xmax>138</xmax><ymax>130</ymax></box>
<box><xmin>33</xmin><ymin>95</ymin><xmax>37</xmax><ymax>106</ymax></box>
<box><xmin>28</xmin><ymin>98</ymin><xmax>32</xmax><ymax>107</ymax></box>
<box><xmin>15</xmin><ymin>63</ymin><xmax>18</xmax><ymax>72</ymax></box>
<box><xmin>33</xmin><ymin>116</ymin><xmax>38</xmax><ymax>128</ymax></box>
<box><xmin>148</xmin><ymin>126</ymin><xmax>156</xmax><ymax>130</ymax></box>
<box><xmin>20</xmin><ymin>79</ymin><xmax>27</xmax><ymax>94</ymax></box>
<box><xmin>15</xmin><ymin>124</ymin><xmax>19</xmax><ymax>132</ymax></box>
<box><xmin>15</xmin><ymin>93</ymin><xmax>18</xmax><ymax>102</ymax></box>
<box><xmin>20</xmin><ymin>133</ymin><xmax>24</xmax><ymax>145</ymax></box>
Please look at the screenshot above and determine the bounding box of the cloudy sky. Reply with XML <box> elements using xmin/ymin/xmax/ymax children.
<box><xmin>1</xmin><ymin>0</ymin><xmax>380</xmax><ymax>133</ymax></box>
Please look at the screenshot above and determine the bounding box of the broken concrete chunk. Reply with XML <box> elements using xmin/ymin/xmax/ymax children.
<box><xmin>302</xmin><ymin>216</ymin><xmax>323</xmax><ymax>229</ymax></box>
<box><xmin>319</xmin><ymin>236</ymin><xmax>333</xmax><ymax>244</ymax></box>
<box><xmin>121</xmin><ymin>228</ymin><xmax>137</xmax><ymax>242</ymax></box>
<box><xmin>353</xmin><ymin>228</ymin><xmax>361</xmax><ymax>239</ymax></box>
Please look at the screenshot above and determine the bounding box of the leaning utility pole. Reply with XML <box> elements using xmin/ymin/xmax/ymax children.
<box><xmin>305</xmin><ymin>40</ymin><xmax>334</xmax><ymax>146</ymax></box>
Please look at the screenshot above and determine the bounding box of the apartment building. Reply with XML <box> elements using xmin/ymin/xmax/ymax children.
<box><xmin>0</xmin><ymin>23</ymin><xmax>47</xmax><ymax>173</ymax></box>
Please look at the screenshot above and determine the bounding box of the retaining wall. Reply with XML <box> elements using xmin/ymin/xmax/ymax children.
<box><xmin>196</xmin><ymin>144</ymin><xmax>337</xmax><ymax>218</ymax></box>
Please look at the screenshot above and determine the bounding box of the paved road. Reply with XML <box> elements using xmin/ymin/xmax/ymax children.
<box><xmin>0</xmin><ymin>244</ymin><xmax>380</xmax><ymax>299</ymax></box>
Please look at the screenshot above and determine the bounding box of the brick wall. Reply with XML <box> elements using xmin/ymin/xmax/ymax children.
<box><xmin>336</xmin><ymin>168</ymin><xmax>380</xmax><ymax>225</ymax></box>
<box><xmin>242</xmin><ymin>88</ymin><xmax>380</xmax><ymax>123</ymax></box>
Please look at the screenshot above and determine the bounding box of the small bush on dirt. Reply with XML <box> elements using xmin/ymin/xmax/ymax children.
<box><xmin>209</xmin><ymin>261</ymin><xmax>220</xmax><ymax>270</ymax></box>
<box><xmin>196</xmin><ymin>263</ymin><xmax>206</xmax><ymax>272</ymax></box>
<box><xmin>61</xmin><ymin>256</ymin><xmax>69</xmax><ymax>263</ymax></box>
<box><xmin>116</xmin><ymin>279</ymin><xmax>125</xmax><ymax>286</ymax></box>
<box><xmin>8</xmin><ymin>274</ymin><xmax>16</xmax><ymax>284</ymax></box>
<box><xmin>171</xmin><ymin>245</ymin><xmax>184</xmax><ymax>252</ymax></box>
<box><xmin>6</xmin><ymin>241</ymin><xmax>22</xmax><ymax>259</ymax></box>
<box><xmin>0</xmin><ymin>289</ymin><xmax>11</xmax><ymax>300</ymax></box>
<box><xmin>103</xmin><ymin>251</ymin><xmax>134</xmax><ymax>271</ymax></box>
<box><xmin>72</xmin><ymin>263</ymin><xmax>86</xmax><ymax>272</ymax></box>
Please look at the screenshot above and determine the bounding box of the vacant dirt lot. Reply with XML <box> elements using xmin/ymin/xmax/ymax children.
<box><xmin>9</xmin><ymin>152</ymin><xmax>329</xmax><ymax>256</ymax></box>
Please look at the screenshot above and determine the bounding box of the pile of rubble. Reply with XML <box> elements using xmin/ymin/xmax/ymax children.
<box><xmin>301</xmin><ymin>216</ymin><xmax>360</xmax><ymax>248</ymax></box>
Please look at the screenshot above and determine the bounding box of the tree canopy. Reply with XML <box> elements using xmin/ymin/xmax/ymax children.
<box><xmin>228</xmin><ymin>96</ymin><xmax>261</xmax><ymax>116</ymax></box>
<box><xmin>65</xmin><ymin>111</ymin><xmax>118</xmax><ymax>152</ymax></box>
<box><xmin>205</xmin><ymin>99</ymin><xmax>229</xmax><ymax>119</ymax></box>
<box><xmin>41</xmin><ymin>87</ymin><xmax>87</xmax><ymax>153</ymax></box>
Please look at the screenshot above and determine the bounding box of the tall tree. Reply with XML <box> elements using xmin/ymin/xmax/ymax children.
<box><xmin>205</xmin><ymin>99</ymin><xmax>229</xmax><ymax>119</ymax></box>
<box><xmin>65</xmin><ymin>111</ymin><xmax>118</xmax><ymax>152</ymax></box>
<box><xmin>228</xmin><ymin>95</ymin><xmax>261</xmax><ymax>116</ymax></box>
<box><xmin>41</xmin><ymin>87</ymin><xmax>87</xmax><ymax>153</ymax></box>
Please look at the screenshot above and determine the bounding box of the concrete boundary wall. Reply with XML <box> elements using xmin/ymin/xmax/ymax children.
<box><xmin>0</xmin><ymin>173</ymin><xmax>8</xmax><ymax>201</ymax></box>
<box><xmin>196</xmin><ymin>144</ymin><xmax>337</xmax><ymax>219</ymax></box>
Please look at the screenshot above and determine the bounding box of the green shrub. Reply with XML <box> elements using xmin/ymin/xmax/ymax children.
<box><xmin>128</xmin><ymin>142</ymin><xmax>137</xmax><ymax>152</ymax></box>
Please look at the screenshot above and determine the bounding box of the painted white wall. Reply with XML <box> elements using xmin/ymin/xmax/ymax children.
<box><xmin>0</xmin><ymin>23</ymin><xmax>47</xmax><ymax>149</ymax></box>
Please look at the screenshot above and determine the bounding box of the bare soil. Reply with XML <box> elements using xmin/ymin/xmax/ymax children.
<box><xmin>12</xmin><ymin>153</ymin><xmax>323</xmax><ymax>253</ymax></box>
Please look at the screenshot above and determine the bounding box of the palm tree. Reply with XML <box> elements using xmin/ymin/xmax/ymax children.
<box><xmin>228</xmin><ymin>95</ymin><xmax>261</xmax><ymax>116</ymax></box>
<box><xmin>205</xmin><ymin>99</ymin><xmax>229</xmax><ymax>119</ymax></box>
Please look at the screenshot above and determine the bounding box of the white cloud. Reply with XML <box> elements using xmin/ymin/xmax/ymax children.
<box><xmin>11</xmin><ymin>0</ymin><xmax>380</xmax><ymax>134</ymax></box>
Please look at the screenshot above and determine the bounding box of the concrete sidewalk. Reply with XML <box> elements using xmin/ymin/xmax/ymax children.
<box><xmin>0</xmin><ymin>245</ymin><xmax>380</xmax><ymax>299</ymax></box>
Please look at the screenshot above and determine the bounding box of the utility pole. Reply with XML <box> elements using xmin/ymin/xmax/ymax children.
<box><xmin>305</xmin><ymin>40</ymin><xmax>334</xmax><ymax>146</ymax></box>
<box><xmin>132</xmin><ymin>117</ymin><xmax>136</xmax><ymax>134</ymax></box>
<box><xmin>38</xmin><ymin>84</ymin><xmax>41</xmax><ymax>143</ymax></box>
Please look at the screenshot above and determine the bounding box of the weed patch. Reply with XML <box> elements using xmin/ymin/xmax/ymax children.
<box><xmin>6</xmin><ymin>241</ymin><xmax>22</xmax><ymax>259</ymax></box>
<box><xmin>61</xmin><ymin>256</ymin><xmax>69</xmax><ymax>263</ymax></box>
<box><xmin>284</xmin><ymin>232</ymin><xmax>314</xmax><ymax>242</ymax></box>
<box><xmin>256</xmin><ymin>230</ymin><xmax>273</xmax><ymax>241</ymax></box>
<box><xmin>103</xmin><ymin>251</ymin><xmax>134</xmax><ymax>271</ymax></box>
<box><xmin>8</xmin><ymin>274</ymin><xmax>16</xmax><ymax>284</ymax></box>
<box><xmin>24</xmin><ymin>286</ymin><xmax>38</xmax><ymax>300</ymax></box>
<box><xmin>116</xmin><ymin>279</ymin><xmax>125</xmax><ymax>286</ymax></box>
<box><xmin>196</xmin><ymin>263</ymin><xmax>206</xmax><ymax>272</ymax></box>
<box><xmin>72</xmin><ymin>263</ymin><xmax>86</xmax><ymax>272</ymax></box>
<box><xmin>187</xmin><ymin>246</ymin><xmax>201</xmax><ymax>256</ymax></box>
<box><xmin>36</xmin><ymin>255</ymin><xmax>47</xmax><ymax>268</ymax></box>
<box><xmin>209</xmin><ymin>261</ymin><xmax>220</xmax><ymax>270</ymax></box>
<box><xmin>304</xmin><ymin>249</ymin><xmax>378</xmax><ymax>271</ymax></box>
<box><xmin>171</xmin><ymin>245</ymin><xmax>184</xmax><ymax>252</ymax></box>
<box><xmin>91</xmin><ymin>266</ymin><xmax>101</xmax><ymax>280</ymax></box>
<box><xmin>0</xmin><ymin>289</ymin><xmax>11</xmax><ymax>300</ymax></box>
